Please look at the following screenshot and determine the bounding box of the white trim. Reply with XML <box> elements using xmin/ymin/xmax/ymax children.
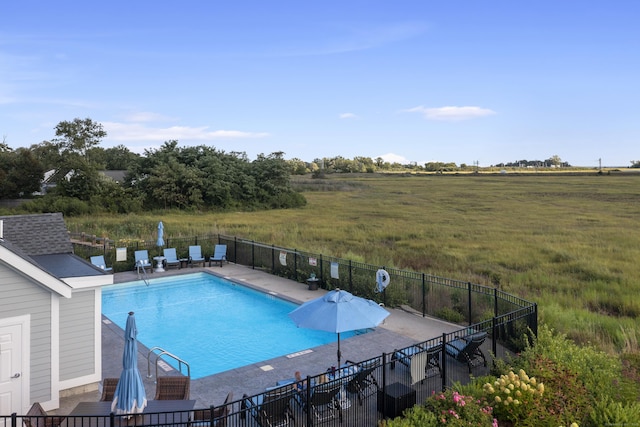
<box><xmin>95</xmin><ymin>287</ymin><xmax>102</xmax><ymax>388</ymax></box>
<box><xmin>0</xmin><ymin>314</ymin><xmax>31</xmax><ymax>415</ymax></box>
<box><xmin>63</xmin><ymin>275</ymin><xmax>113</xmax><ymax>289</ymax></box>
<box><xmin>0</xmin><ymin>246</ymin><xmax>72</xmax><ymax>298</ymax></box>
<box><xmin>50</xmin><ymin>293</ymin><xmax>60</xmax><ymax>410</ymax></box>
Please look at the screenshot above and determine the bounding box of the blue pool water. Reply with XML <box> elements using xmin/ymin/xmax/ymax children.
<box><xmin>102</xmin><ymin>273</ymin><xmax>359</xmax><ymax>379</ymax></box>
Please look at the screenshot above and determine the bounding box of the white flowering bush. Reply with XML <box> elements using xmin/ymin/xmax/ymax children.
<box><xmin>482</xmin><ymin>369</ymin><xmax>544</xmax><ymax>423</ymax></box>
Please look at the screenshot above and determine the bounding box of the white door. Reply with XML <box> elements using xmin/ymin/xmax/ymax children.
<box><xmin>0</xmin><ymin>321</ymin><xmax>26</xmax><ymax>416</ymax></box>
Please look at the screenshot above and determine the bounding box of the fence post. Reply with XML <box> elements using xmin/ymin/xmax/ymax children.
<box><xmin>294</xmin><ymin>249</ymin><xmax>298</xmax><ymax>282</ymax></box>
<box><xmin>492</xmin><ymin>316</ymin><xmax>498</xmax><ymax>360</ymax></box>
<box><xmin>422</xmin><ymin>273</ymin><xmax>426</xmax><ymax>317</ymax></box>
<box><xmin>234</xmin><ymin>236</ymin><xmax>237</xmax><ymax>264</ymax></box>
<box><xmin>305</xmin><ymin>376</ymin><xmax>312</xmax><ymax>426</ymax></box>
<box><xmin>251</xmin><ymin>240</ymin><xmax>255</xmax><ymax>270</ymax></box>
<box><xmin>381</xmin><ymin>352</ymin><xmax>387</xmax><ymax>419</ymax></box>
<box><xmin>348</xmin><ymin>260</ymin><xmax>353</xmax><ymax>292</ymax></box>
<box><xmin>467</xmin><ymin>282</ymin><xmax>473</xmax><ymax>326</ymax></box>
<box><xmin>441</xmin><ymin>333</ymin><xmax>447</xmax><ymax>391</ymax></box>
<box><xmin>271</xmin><ymin>245</ymin><xmax>275</xmax><ymax>274</ymax></box>
<box><xmin>319</xmin><ymin>255</ymin><xmax>323</xmax><ymax>285</ymax></box>
<box><xmin>494</xmin><ymin>288</ymin><xmax>499</xmax><ymax>317</ymax></box>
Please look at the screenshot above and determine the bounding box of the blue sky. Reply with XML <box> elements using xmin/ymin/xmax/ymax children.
<box><xmin>2</xmin><ymin>1</ymin><xmax>638</xmax><ymax>167</ymax></box>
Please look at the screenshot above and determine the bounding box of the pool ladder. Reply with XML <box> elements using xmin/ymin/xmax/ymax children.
<box><xmin>146</xmin><ymin>347</ymin><xmax>191</xmax><ymax>380</ymax></box>
<box><xmin>136</xmin><ymin>261</ymin><xmax>151</xmax><ymax>286</ymax></box>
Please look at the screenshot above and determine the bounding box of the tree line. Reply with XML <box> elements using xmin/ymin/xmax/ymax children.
<box><xmin>0</xmin><ymin>118</ymin><xmax>305</xmax><ymax>215</ymax></box>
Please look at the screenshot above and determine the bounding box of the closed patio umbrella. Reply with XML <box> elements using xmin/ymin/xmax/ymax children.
<box><xmin>112</xmin><ymin>312</ymin><xmax>147</xmax><ymax>415</ymax></box>
<box><xmin>157</xmin><ymin>221</ymin><xmax>165</xmax><ymax>248</ymax></box>
<box><xmin>288</xmin><ymin>289</ymin><xmax>389</xmax><ymax>366</ymax></box>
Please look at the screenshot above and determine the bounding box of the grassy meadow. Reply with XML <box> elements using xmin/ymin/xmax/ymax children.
<box><xmin>65</xmin><ymin>172</ymin><xmax>640</xmax><ymax>354</ymax></box>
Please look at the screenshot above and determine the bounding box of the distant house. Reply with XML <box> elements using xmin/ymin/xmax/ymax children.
<box><xmin>0</xmin><ymin>213</ymin><xmax>112</xmax><ymax>414</ymax></box>
<box><xmin>35</xmin><ymin>169</ymin><xmax>127</xmax><ymax>195</ymax></box>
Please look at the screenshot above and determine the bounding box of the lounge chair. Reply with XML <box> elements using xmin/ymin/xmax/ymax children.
<box><xmin>298</xmin><ymin>379</ymin><xmax>343</xmax><ymax>425</ymax></box>
<box><xmin>134</xmin><ymin>250</ymin><xmax>153</xmax><ymax>274</ymax></box>
<box><xmin>163</xmin><ymin>248</ymin><xmax>182</xmax><ymax>270</ymax></box>
<box><xmin>242</xmin><ymin>387</ymin><xmax>295</xmax><ymax>427</ymax></box>
<box><xmin>90</xmin><ymin>255</ymin><xmax>113</xmax><ymax>273</ymax></box>
<box><xmin>208</xmin><ymin>244</ymin><xmax>227</xmax><ymax>267</ymax></box>
<box><xmin>154</xmin><ymin>376</ymin><xmax>190</xmax><ymax>400</ymax></box>
<box><xmin>344</xmin><ymin>359</ymin><xmax>381</xmax><ymax>405</ymax></box>
<box><xmin>391</xmin><ymin>342</ymin><xmax>443</xmax><ymax>383</ymax></box>
<box><xmin>188</xmin><ymin>245</ymin><xmax>205</xmax><ymax>267</ymax></box>
<box><xmin>191</xmin><ymin>392</ymin><xmax>234</xmax><ymax>427</ymax></box>
<box><xmin>100</xmin><ymin>377</ymin><xmax>119</xmax><ymax>401</ymax></box>
<box><xmin>445</xmin><ymin>331</ymin><xmax>488</xmax><ymax>373</ymax></box>
<box><xmin>24</xmin><ymin>402</ymin><xmax>64</xmax><ymax>427</ymax></box>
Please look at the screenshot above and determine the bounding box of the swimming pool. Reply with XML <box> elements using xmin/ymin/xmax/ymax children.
<box><xmin>102</xmin><ymin>272</ymin><xmax>360</xmax><ymax>379</ymax></box>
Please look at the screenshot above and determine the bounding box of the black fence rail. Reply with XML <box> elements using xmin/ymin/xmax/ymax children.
<box><xmin>5</xmin><ymin>311</ymin><xmax>537</xmax><ymax>427</ymax></box>
<box><xmin>59</xmin><ymin>232</ymin><xmax>538</xmax><ymax>425</ymax></box>
<box><xmin>73</xmin><ymin>232</ymin><xmax>537</xmax><ymax>354</ymax></box>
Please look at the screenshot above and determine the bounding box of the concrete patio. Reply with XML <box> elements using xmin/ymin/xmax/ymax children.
<box><xmin>52</xmin><ymin>263</ymin><xmax>462</xmax><ymax>415</ymax></box>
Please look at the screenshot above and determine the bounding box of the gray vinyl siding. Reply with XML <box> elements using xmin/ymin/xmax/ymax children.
<box><xmin>59</xmin><ymin>290</ymin><xmax>96</xmax><ymax>380</ymax></box>
<box><xmin>0</xmin><ymin>263</ymin><xmax>52</xmax><ymax>403</ymax></box>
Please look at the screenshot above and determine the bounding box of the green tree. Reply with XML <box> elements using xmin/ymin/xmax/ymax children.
<box><xmin>251</xmin><ymin>152</ymin><xmax>305</xmax><ymax>208</ymax></box>
<box><xmin>0</xmin><ymin>147</ymin><xmax>45</xmax><ymax>198</ymax></box>
<box><xmin>103</xmin><ymin>145</ymin><xmax>140</xmax><ymax>170</ymax></box>
<box><xmin>53</xmin><ymin>118</ymin><xmax>106</xmax><ymax>159</ymax></box>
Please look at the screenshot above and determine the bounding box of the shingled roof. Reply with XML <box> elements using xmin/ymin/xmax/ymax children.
<box><xmin>0</xmin><ymin>212</ymin><xmax>73</xmax><ymax>256</ymax></box>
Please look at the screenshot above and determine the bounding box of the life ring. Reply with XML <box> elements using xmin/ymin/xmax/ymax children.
<box><xmin>375</xmin><ymin>269</ymin><xmax>390</xmax><ymax>292</ymax></box>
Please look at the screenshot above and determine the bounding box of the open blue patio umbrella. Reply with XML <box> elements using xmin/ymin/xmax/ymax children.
<box><xmin>288</xmin><ymin>289</ymin><xmax>390</xmax><ymax>366</ymax></box>
<box><xmin>112</xmin><ymin>312</ymin><xmax>147</xmax><ymax>415</ymax></box>
<box><xmin>156</xmin><ymin>221</ymin><xmax>165</xmax><ymax>248</ymax></box>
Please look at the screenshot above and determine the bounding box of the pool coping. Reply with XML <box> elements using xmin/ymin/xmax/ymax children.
<box><xmin>53</xmin><ymin>263</ymin><xmax>461</xmax><ymax>414</ymax></box>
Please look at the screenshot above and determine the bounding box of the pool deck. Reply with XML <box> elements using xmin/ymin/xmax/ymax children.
<box><xmin>53</xmin><ymin>263</ymin><xmax>461</xmax><ymax>414</ymax></box>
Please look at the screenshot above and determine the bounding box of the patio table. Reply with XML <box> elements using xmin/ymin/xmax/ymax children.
<box><xmin>61</xmin><ymin>400</ymin><xmax>195</xmax><ymax>427</ymax></box>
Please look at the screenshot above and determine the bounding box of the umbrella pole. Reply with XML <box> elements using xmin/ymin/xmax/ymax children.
<box><xmin>337</xmin><ymin>332</ymin><xmax>341</xmax><ymax>366</ymax></box>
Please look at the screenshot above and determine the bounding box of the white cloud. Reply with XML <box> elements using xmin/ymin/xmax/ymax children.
<box><xmin>102</xmin><ymin>122</ymin><xmax>269</xmax><ymax>142</ymax></box>
<box><xmin>378</xmin><ymin>152</ymin><xmax>410</xmax><ymax>164</ymax></box>
<box><xmin>403</xmin><ymin>105</ymin><xmax>496</xmax><ymax>121</ymax></box>
<box><xmin>339</xmin><ymin>112</ymin><xmax>358</xmax><ymax>119</ymax></box>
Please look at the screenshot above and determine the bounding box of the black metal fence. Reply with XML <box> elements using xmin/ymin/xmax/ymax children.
<box><xmin>52</xmin><ymin>232</ymin><xmax>539</xmax><ymax>426</ymax></box>
<box><xmin>74</xmin><ymin>232</ymin><xmax>537</xmax><ymax>338</ymax></box>
<box><xmin>5</xmin><ymin>319</ymin><xmax>536</xmax><ymax>426</ymax></box>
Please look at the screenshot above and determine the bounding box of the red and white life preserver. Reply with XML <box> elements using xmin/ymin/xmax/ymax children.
<box><xmin>376</xmin><ymin>269</ymin><xmax>390</xmax><ymax>292</ymax></box>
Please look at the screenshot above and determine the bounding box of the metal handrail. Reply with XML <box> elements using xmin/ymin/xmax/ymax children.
<box><xmin>146</xmin><ymin>346</ymin><xmax>190</xmax><ymax>380</ymax></box>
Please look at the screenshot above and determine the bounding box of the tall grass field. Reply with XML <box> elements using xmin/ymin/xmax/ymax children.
<box><xmin>66</xmin><ymin>172</ymin><xmax>640</xmax><ymax>355</ymax></box>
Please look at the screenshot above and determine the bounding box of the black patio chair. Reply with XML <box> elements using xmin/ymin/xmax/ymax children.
<box><xmin>391</xmin><ymin>342</ymin><xmax>443</xmax><ymax>382</ymax></box>
<box><xmin>242</xmin><ymin>387</ymin><xmax>295</xmax><ymax>427</ymax></box>
<box><xmin>298</xmin><ymin>379</ymin><xmax>343</xmax><ymax>425</ymax></box>
<box><xmin>191</xmin><ymin>392</ymin><xmax>234</xmax><ymax>427</ymax></box>
<box><xmin>345</xmin><ymin>359</ymin><xmax>381</xmax><ymax>405</ymax></box>
<box><xmin>445</xmin><ymin>331</ymin><xmax>488</xmax><ymax>373</ymax></box>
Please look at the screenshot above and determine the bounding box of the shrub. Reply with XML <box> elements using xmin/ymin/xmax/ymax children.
<box><xmin>515</xmin><ymin>326</ymin><xmax>628</xmax><ymax>404</ymax></box>
<box><xmin>588</xmin><ymin>398</ymin><xmax>640</xmax><ymax>426</ymax></box>
<box><xmin>422</xmin><ymin>389</ymin><xmax>496</xmax><ymax>427</ymax></box>
<box><xmin>482</xmin><ymin>369</ymin><xmax>545</xmax><ymax>423</ymax></box>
